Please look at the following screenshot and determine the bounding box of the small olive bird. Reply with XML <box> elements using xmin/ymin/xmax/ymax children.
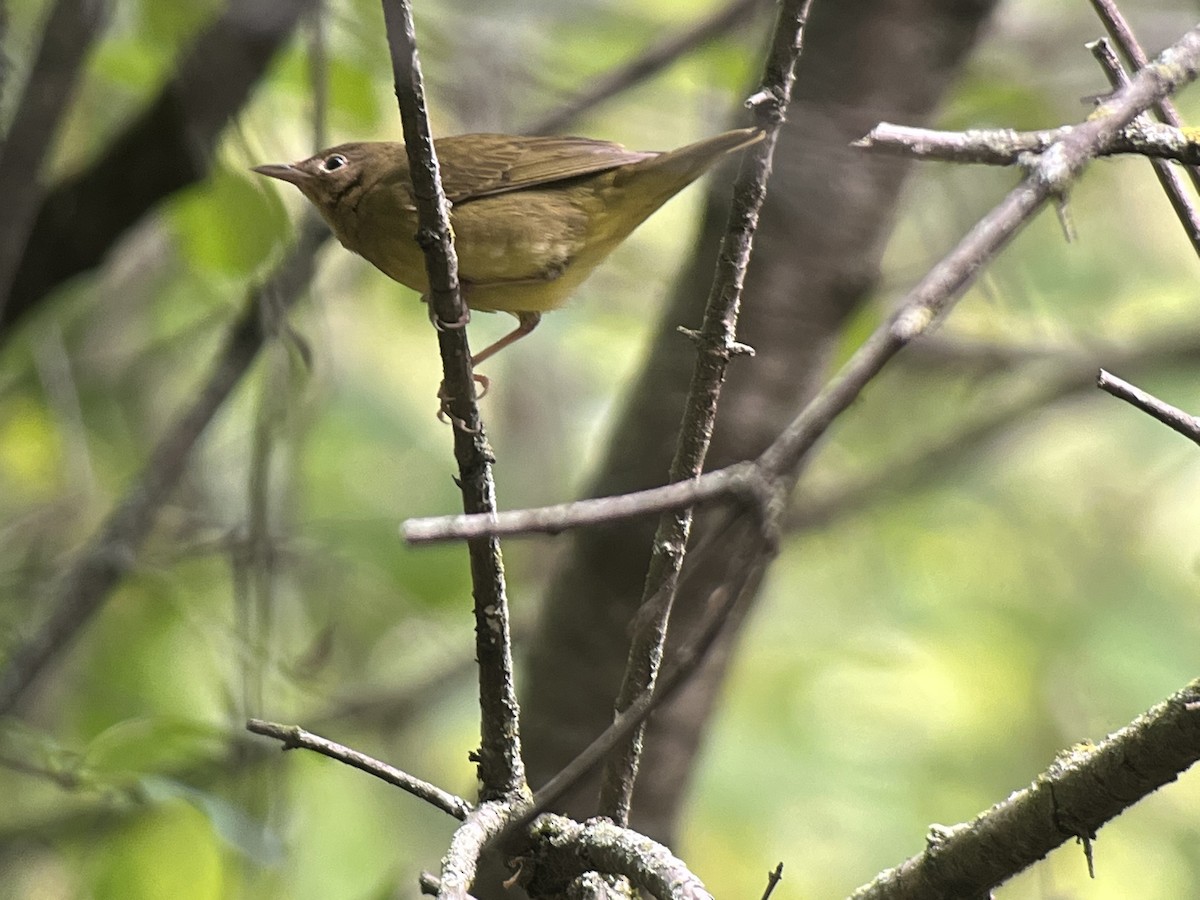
<box><xmin>253</xmin><ymin>127</ymin><xmax>762</xmax><ymax>366</ymax></box>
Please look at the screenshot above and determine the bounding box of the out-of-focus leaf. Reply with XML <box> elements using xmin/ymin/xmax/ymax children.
<box><xmin>171</xmin><ymin>167</ymin><xmax>292</xmax><ymax>276</ymax></box>
<box><xmin>89</xmin><ymin>798</ymin><xmax>224</xmax><ymax>899</ymax></box>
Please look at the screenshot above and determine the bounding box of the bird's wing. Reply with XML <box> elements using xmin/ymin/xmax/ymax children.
<box><xmin>434</xmin><ymin>134</ymin><xmax>656</xmax><ymax>203</ymax></box>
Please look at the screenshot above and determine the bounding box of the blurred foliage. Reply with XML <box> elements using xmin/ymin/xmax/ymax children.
<box><xmin>1</xmin><ymin>0</ymin><xmax>1199</xmax><ymax>898</ymax></box>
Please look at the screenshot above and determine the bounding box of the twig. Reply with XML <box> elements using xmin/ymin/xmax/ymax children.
<box><xmin>849</xmin><ymin>678</ymin><xmax>1200</xmax><ymax>899</ymax></box>
<box><xmin>1088</xmin><ymin>0</ymin><xmax>1200</xmax><ymax>195</ymax></box>
<box><xmin>855</xmin><ymin>120</ymin><xmax>1200</xmax><ymax>166</ymax></box>
<box><xmin>404</xmin><ymin>461</ymin><xmax>759</xmax><ymax>542</ymax></box>
<box><xmin>1087</xmin><ymin>38</ymin><xmax>1200</xmax><ymax>255</ymax></box>
<box><xmin>790</xmin><ymin>328</ymin><xmax>1200</xmax><ymax>531</ymax></box>
<box><xmin>0</xmin><ymin>213</ymin><xmax>330</xmax><ymax>716</ymax></box>
<box><xmin>526</xmin><ymin>0</ymin><xmax>769</xmax><ymax>134</ymax></box>
<box><xmin>378</xmin><ymin>0</ymin><xmax>526</xmax><ymax>802</ymax></box>
<box><xmin>597</xmin><ymin>0</ymin><xmax>815</xmax><ymax>826</ymax></box>
<box><xmin>500</xmin><ymin>525</ymin><xmax>764</xmax><ymax>840</ymax></box>
<box><xmin>1097</xmin><ymin>369</ymin><xmax>1200</xmax><ymax>445</ymax></box>
<box><xmin>246</xmin><ymin>718</ymin><xmax>472</xmax><ymax>820</ymax></box>
<box><xmin>761</xmin><ymin>862</ymin><xmax>784</xmax><ymax>900</ymax></box>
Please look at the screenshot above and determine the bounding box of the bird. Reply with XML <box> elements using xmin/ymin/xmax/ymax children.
<box><xmin>253</xmin><ymin>127</ymin><xmax>762</xmax><ymax>367</ymax></box>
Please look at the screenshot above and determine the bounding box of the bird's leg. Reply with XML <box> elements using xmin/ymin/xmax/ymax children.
<box><xmin>470</xmin><ymin>311</ymin><xmax>542</xmax><ymax>367</ymax></box>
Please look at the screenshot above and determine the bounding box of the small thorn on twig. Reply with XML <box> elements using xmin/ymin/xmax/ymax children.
<box><xmin>676</xmin><ymin>325</ymin><xmax>703</xmax><ymax>344</ymax></box>
<box><xmin>1078</xmin><ymin>833</ymin><xmax>1096</xmax><ymax>879</ymax></box>
<box><xmin>1054</xmin><ymin>194</ymin><xmax>1077</xmax><ymax>242</ymax></box>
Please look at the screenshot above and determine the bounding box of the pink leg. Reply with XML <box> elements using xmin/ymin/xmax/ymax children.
<box><xmin>471</xmin><ymin>311</ymin><xmax>542</xmax><ymax>366</ymax></box>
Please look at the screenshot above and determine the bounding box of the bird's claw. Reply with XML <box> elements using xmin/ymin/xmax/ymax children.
<box><xmin>424</xmin><ymin>295</ymin><xmax>471</xmax><ymax>332</ymax></box>
<box><xmin>436</xmin><ymin>374</ymin><xmax>490</xmax><ymax>429</ymax></box>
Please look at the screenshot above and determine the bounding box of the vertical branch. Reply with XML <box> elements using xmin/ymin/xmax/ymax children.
<box><xmin>378</xmin><ymin>0</ymin><xmax>526</xmax><ymax>801</ymax></box>
<box><xmin>308</xmin><ymin>0</ymin><xmax>329</xmax><ymax>151</ymax></box>
<box><xmin>1088</xmin><ymin>0</ymin><xmax>1200</xmax><ymax>194</ymax></box>
<box><xmin>596</xmin><ymin>0</ymin><xmax>815</xmax><ymax>824</ymax></box>
<box><xmin>1088</xmin><ymin>38</ymin><xmax>1200</xmax><ymax>253</ymax></box>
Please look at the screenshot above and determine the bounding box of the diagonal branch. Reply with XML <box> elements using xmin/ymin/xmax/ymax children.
<box><xmin>849</xmin><ymin>678</ymin><xmax>1200</xmax><ymax>900</ymax></box>
<box><xmin>526</xmin><ymin>0</ymin><xmax>770</xmax><ymax>135</ymax></box>
<box><xmin>1087</xmin><ymin>38</ymin><xmax>1200</xmax><ymax>254</ymax></box>
<box><xmin>596</xmin><ymin>0</ymin><xmax>815</xmax><ymax>826</ymax></box>
<box><xmin>246</xmin><ymin>718</ymin><xmax>473</xmax><ymax>819</ymax></box>
<box><xmin>378</xmin><ymin>0</ymin><xmax>526</xmax><ymax>803</ymax></box>
<box><xmin>1097</xmin><ymin>368</ymin><xmax>1200</xmax><ymax>445</ymax></box>
<box><xmin>1088</xmin><ymin>0</ymin><xmax>1200</xmax><ymax>194</ymax></box>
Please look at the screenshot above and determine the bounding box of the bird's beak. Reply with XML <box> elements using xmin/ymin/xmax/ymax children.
<box><xmin>252</xmin><ymin>162</ymin><xmax>306</xmax><ymax>185</ymax></box>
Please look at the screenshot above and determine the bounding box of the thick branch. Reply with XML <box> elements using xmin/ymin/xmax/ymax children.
<box><xmin>519</xmin><ymin>814</ymin><xmax>711</xmax><ymax>900</ymax></box>
<box><xmin>440</xmin><ymin>802</ymin><xmax>515</xmax><ymax>900</ymax></box>
<box><xmin>850</xmin><ymin>679</ymin><xmax>1200</xmax><ymax>899</ymax></box>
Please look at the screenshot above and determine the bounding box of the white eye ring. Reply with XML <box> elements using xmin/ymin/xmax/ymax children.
<box><xmin>323</xmin><ymin>154</ymin><xmax>347</xmax><ymax>172</ymax></box>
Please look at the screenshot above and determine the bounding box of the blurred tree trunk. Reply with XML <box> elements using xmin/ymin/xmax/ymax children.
<box><xmin>0</xmin><ymin>0</ymin><xmax>314</xmax><ymax>341</ymax></box>
<box><xmin>519</xmin><ymin>0</ymin><xmax>999</xmax><ymax>846</ymax></box>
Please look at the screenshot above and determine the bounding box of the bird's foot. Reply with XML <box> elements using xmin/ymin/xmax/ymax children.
<box><xmin>424</xmin><ymin>295</ymin><xmax>471</xmax><ymax>332</ymax></box>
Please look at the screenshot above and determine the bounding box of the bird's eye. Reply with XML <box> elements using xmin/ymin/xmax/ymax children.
<box><xmin>323</xmin><ymin>154</ymin><xmax>347</xmax><ymax>172</ymax></box>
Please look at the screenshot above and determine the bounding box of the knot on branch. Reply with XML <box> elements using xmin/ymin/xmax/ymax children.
<box><xmin>675</xmin><ymin>325</ymin><xmax>755</xmax><ymax>359</ymax></box>
<box><xmin>745</xmin><ymin>87</ymin><xmax>786</xmax><ymax>127</ymax></box>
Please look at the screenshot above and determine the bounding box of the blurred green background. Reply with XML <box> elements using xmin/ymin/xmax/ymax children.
<box><xmin>1</xmin><ymin>0</ymin><xmax>1198</xmax><ymax>897</ymax></box>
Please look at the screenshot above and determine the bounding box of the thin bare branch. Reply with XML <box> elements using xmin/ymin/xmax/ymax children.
<box><xmin>378</xmin><ymin>0</ymin><xmax>525</xmax><ymax>801</ymax></box>
<box><xmin>246</xmin><ymin>719</ymin><xmax>472</xmax><ymax>819</ymax></box>
<box><xmin>597</xmin><ymin>0</ymin><xmax>815</xmax><ymax>826</ymax></box>
<box><xmin>1097</xmin><ymin>368</ymin><xmax>1200</xmax><ymax>445</ymax></box>
<box><xmin>761</xmin><ymin>863</ymin><xmax>784</xmax><ymax>900</ymax></box>
<box><xmin>850</xmin><ymin>678</ymin><xmax>1200</xmax><ymax>899</ymax></box>
<box><xmin>527</xmin><ymin>0</ymin><xmax>769</xmax><ymax>134</ymax></box>
<box><xmin>1087</xmin><ymin>38</ymin><xmax>1200</xmax><ymax>254</ymax></box>
<box><xmin>855</xmin><ymin>119</ymin><xmax>1200</xmax><ymax>166</ymax></box>
<box><xmin>1088</xmin><ymin>0</ymin><xmax>1200</xmax><ymax>194</ymax></box>
<box><xmin>501</xmin><ymin>526</ymin><xmax>763</xmax><ymax>840</ymax></box>
<box><xmin>404</xmin><ymin>461</ymin><xmax>759</xmax><ymax>543</ymax></box>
